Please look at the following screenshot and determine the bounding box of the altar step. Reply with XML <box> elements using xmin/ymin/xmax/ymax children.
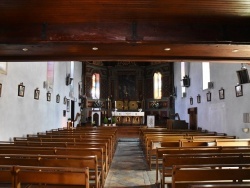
<box><xmin>118</xmin><ymin>138</ymin><xmax>139</xmax><ymax>142</ymax></box>
<box><xmin>116</xmin><ymin>125</ymin><xmax>146</xmax><ymax>138</ymax></box>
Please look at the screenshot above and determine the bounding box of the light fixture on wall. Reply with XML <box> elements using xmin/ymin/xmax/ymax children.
<box><xmin>190</xmin><ymin>97</ymin><xmax>193</xmax><ymax>105</ymax></box>
<box><xmin>34</xmin><ymin>88</ymin><xmax>40</xmax><ymax>100</ymax></box>
<box><xmin>242</xmin><ymin>113</ymin><xmax>250</xmax><ymax>133</ymax></box>
<box><xmin>66</xmin><ymin>74</ymin><xmax>73</xmax><ymax>86</ymax></box>
<box><xmin>18</xmin><ymin>82</ymin><xmax>25</xmax><ymax>97</ymax></box>
<box><xmin>236</xmin><ymin>63</ymin><xmax>250</xmax><ymax>84</ymax></box>
<box><xmin>56</xmin><ymin>94</ymin><xmax>60</xmax><ymax>103</ymax></box>
<box><xmin>47</xmin><ymin>91</ymin><xmax>51</xmax><ymax>102</ymax></box>
<box><xmin>219</xmin><ymin>88</ymin><xmax>225</xmax><ymax>100</ymax></box>
<box><xmin>197</xmin><ymin>94</ymin><xmax>201</xmax><ymax>103</ymax></box>
<box><xmin>206</xmin><ymin>91</ymin><xmax>211</xmax><ymax>102</ymax></box>
<box><xmin>181</xmin><ymin>75</ymin><xmax>190</xmax><ymax>87</ymax></box>
<box><xmin>242</xmin><ymin>128</ymin><xmax>249</xmax><ymax>133</ymax></box>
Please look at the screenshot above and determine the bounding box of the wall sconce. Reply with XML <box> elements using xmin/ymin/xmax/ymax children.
<box><xmin>66</xmin><ymin>74</ymin><xmax>73</xmax><ymax>86</ymax></box>
<box><xmin>242</xmin><ymin>128</ymin><xmax>249</xmax><ymax>133</ymax></box>
<box><xmin>206</xmin><ymin>91</ymin><xmax>211</xmax><ymax>102</ymax></box>
<box><xmin>56</xmin><ymin>94</ymin><xmax>60</xmax><ymax>103</ymax></box>
<box><xmin>18</xmin><ymin>82</ymin><xmax>25</xmax><ymax>97</ymax></box>
<box><xmin>235</xmin><ymin>84</ymin><xmax>243</xmax><ymax>97</ymax></box>
<box><xmin>181</xmin><ymin>75</ymin><xmax>190</xmax><ymax>87</ymax></box>
<box><xmin>47</xmin><ymin>92</ymin><xmax>51</xmax><ymax>102</ymax></box>
<box><xmin>34</xmin><ymin>88</ymin><xmax>40</xmax><ymax>100</ymax></box>
<box><xmin>190</xmin><ymin>97</ymin><xmax>193</xmax><ymax>105</ymax></box>
<box><xmin>197</xmin><ymin>94</ymin><xmax>201</xmax><ymax>103</ymax></box>
<box><xmin>219</xmin><ymin>88</ymin><xmax>225</xmax><ymax>100</ymax></box>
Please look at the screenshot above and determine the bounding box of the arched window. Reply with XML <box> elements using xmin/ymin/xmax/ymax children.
<box><xmin>202</xmin><ymin>62</ymin><xmax>210</xmax><ymax>90</ymax></box>
<box><xmin>153</xmin><ymin>72</ymin><xmax>162</xmax><ymax>99</ymax></box>
<box><xmin>181</xmin><ymin>62</ymin><xmax>186</xmax><ymax>97</ymax></box>
<box><xmin>92</xmin><ymin>73</ymin><xmax>100</xmax><ymax>99</ymax></box>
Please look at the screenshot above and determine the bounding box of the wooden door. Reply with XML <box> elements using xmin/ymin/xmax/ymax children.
<box><xmin>188</xmin><ymin>107</ymin><xmax>197</xmax><ymax>130</ymax></box>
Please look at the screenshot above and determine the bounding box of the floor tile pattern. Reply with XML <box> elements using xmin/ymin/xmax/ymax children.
<box><xmin>104</xmin><ymin>141</ymin><xmax>157</xmax><ymax>188</ymax></box>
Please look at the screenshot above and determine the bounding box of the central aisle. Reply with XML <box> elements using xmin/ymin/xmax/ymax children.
<box><xmin>104</xmin><ymin>140</ymin><xmax>156</xmax><ymax>188</ymax></box>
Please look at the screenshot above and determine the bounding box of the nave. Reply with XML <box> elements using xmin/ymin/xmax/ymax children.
<box><xmin>104</xmin><ymin>139</ymin><xmax>156</xmax><ymax>188</ymax></box>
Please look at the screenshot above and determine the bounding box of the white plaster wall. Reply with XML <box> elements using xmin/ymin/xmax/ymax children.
<box><xmin>0</xmin><ymin>61</ymin><xmax>82</xmax><ymax>141</ymax></box>
<box><xmin>174</xmin><ymin>62</ymin><xmax>250</xmax><ymax>138</ymax></box>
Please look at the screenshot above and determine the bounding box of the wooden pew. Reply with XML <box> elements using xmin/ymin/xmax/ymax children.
<box><xmin>148</xmin><ymin>135</ymin><xmax>235</xmax><ymax>170</ymax></box>
<box><xmin>171</xmin><ymin>164</ymin><xmax>250</xmax><ymax>188</ymax></box>
<box><xmin>148</xmin><ymin>139</ymin><xmax>181</xmax><ymax>170</ymax></box>
<box><xmin>42</xmin><ymin>128</ymin><xmax>118</xmax><ymax>152</ymax></box>
<box><xmin>143</xmin><ymin>136</ymin><xmax>189</xmax><ymax>165</ymax></box>
<box><xmin>13</xmin><ymin>137</ymin><xmax>111</xmax><ymax>174</ymax></box>
<box><xmin>14</xmin><ymin>166</ymin><xmax>90</xmax><ymax>188</ymax></box>
<box><xmin>0</xmin><ymin>165</ymin><xmax>14</xmax><ymax>188</ymax></box>
<box><xmin>155</xmin><ymin>146</ymin><xmax>250</xmax><ymax>186</ymax></box>
<box><xmin>189</xmin><ymin>183</ymin><xmax>250</xmax><ymax>188</ymax></box>
<box><xmin>160</xmin><ymin>153</ymin><xmax>250</xmax><ymax>188</ymax></box>
<box><xmin>15</xmin><ymin>135</ymin><xmax>113</xmax><ymax>161</ymax></box>
<box><xmin>8</xmin><ymin>140</ymin><xmax>111</xmax><ymax>174</ymax></box>
<box><xmin>50</xmin><ymin>128</ymin><xmax>117</xmax><ymax>146</ymax></box>
<box><xmin>216</xmin><ymin>139</ymin><xmax>250</xmax><ymax>146</ymax></box>
<box><xmin>142</xmin><ymin>133</ymin><xmax>234</xmax><ymax>167</ymax></box>
<box><xmin>0</xmin><ymin>147</ymin><xmax>106</xmax><ymax>188</ymax></box>
<box><xmin>0</xmin><ymin>154</ymin><xmax>100</xmax><ymax>188</ymax></box>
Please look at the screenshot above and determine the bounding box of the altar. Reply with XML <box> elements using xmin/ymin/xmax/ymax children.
<box><xmin>112</xmin><ymin>111</ymin><xmax>145</xmax><ymax>125</ymax></box>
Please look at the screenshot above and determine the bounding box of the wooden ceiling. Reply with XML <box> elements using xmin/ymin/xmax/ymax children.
<box><xmin>1</xmin><ymin>0</ymin><xmax>250</xmax><ymax>62</ymax></box>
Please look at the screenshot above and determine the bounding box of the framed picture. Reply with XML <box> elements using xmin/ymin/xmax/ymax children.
<box><xmin>67</xmin><ymin>99</ymin><xmax>70</xmax><ymax>112</ymax></box>
<box><xmin>64</xmin><ymin>96</ymin><xmax>67</xmax><ymax>104</ymax></box>
<box><xmin>47</xmin><ymin>92</ymin><xmax>51</xmax><ymax>101</ymax></box>
<box><xmin>197</xmin><ymin>94</ymin><xmax>201</xmax><ymax>103</ymax></box>
<box><xmin>235</xmin><ymin>85</ymin><xmax>243</xmax><ymax>97</ymax></box>
<box><xmin>190</xmin><ymin>97</ymin><xmax>193</xmax><ymax>105</ymax></box>
<box><xmin>206</xmin><ymin>91</ymin><xmax>211</xmax><ymax>102</ymax></box>
<box><xmin>0</xmin><ymin>62</ymin><xmax>7</xmax><ymax>75</ymax></box>
<box><xmin>0</xmin><ymin>83</ymin><xmax>2</xmax><ymax>97</ymax></box>
<box><xmin>18</xmin><ymin>83</ymin><xmax>25</xmax><ymax>97</ymax></box>
<box><xmin>219</xmin><ymin>88</ymin><xmax>225</xmax><ymax>99</ymax></box>
<box><xmin>56</xmin><ymin>94</ymin><xmax>60</xmax><ymax>103</ymax></box>
<box><xmin>118</xmin><ymin>72</ymin><xmax>136</xmax><ymax>99</ymax></box>
<box><xmin>34</xmin><ymin>88</ymin><xmax>40</xmax><ymax>100</ymax></box>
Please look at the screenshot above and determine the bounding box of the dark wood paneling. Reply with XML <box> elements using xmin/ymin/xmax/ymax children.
<box><xmin>1</xmin><ymin>1</ymin><xmax>250</xmax><ymax>61</ymax></box>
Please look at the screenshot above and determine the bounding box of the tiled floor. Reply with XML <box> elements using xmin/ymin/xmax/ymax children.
<box><xmin>104</xmin><ymin>140</ymin><xmax>157</xmax><ymax>188</ymax></box>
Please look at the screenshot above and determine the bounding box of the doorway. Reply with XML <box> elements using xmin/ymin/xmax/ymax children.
<box><xmin>188</xmin><ymin>107</ymin><xmax>197</xmax><ymax>130</ymax></box>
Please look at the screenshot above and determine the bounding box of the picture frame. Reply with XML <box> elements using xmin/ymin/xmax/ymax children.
<box><xmin>197</xmin><ymin>94</ymin><xmax>201</xmax><ymax>103</ymax></box>
<box><xmin>64</xmin><ymin>96</ymin><xmax>67</xmax><ymax>104</ymax></box>
<box><xmin>34</xmin><ymin>88</ymin><xmax>40</xmax><ymax>100</ymax></box>
<box><xmin>235</xmin><ymin>85</ymin><xmax>243</xmax><ymax>97</ymax></box>
<box><xmin>206</xmin><ymin>91</ymin><xmax>211</xmax><ymax>102</ymax></box>
<box><xmin>67</xmin><ymin>99</ymin><xmax>70</xmax><ymax>112</ymax></box>
<box><xmin>0</xmin><ymin>62</ymin><xmax>7</xmax><ymax>75</ymax></box>
<box><xmin>56</xmin><ymin>94</ymin><xmax>60</xmax><ymax>103</ymax></box>
<box><xmin>47</xmin><ymin>92</ymin><xmax>51</xmax><ymax>101</ymax></box>
<box><xmin>18</xmin><ymin>83</ymin><xmax>25</xmax><ymax>97</ymax></box>
<box><xmin>190</xmin><ymin>97</ymin><xmax>193</xmax><ymax>105</ymax></box>
<box><xmin>219</xmin><ymin>88</ymin><xmax>225</xmax><ymax>99</ymax></box>
<box><xmin>0</xmin><ymin>83</ymin><xmax>2</xmax><ymax>97</ymax></box>
<box><xmin>118</xmin><ymin>73</ymin><xmax>136</xmax><ymax>99</ymax></box>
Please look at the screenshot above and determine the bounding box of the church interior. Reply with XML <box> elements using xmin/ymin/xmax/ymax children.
<box><xmin>1</xmin><ymin>1</ymin><xmax>250</xmax><ymax>188</ymax></box>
